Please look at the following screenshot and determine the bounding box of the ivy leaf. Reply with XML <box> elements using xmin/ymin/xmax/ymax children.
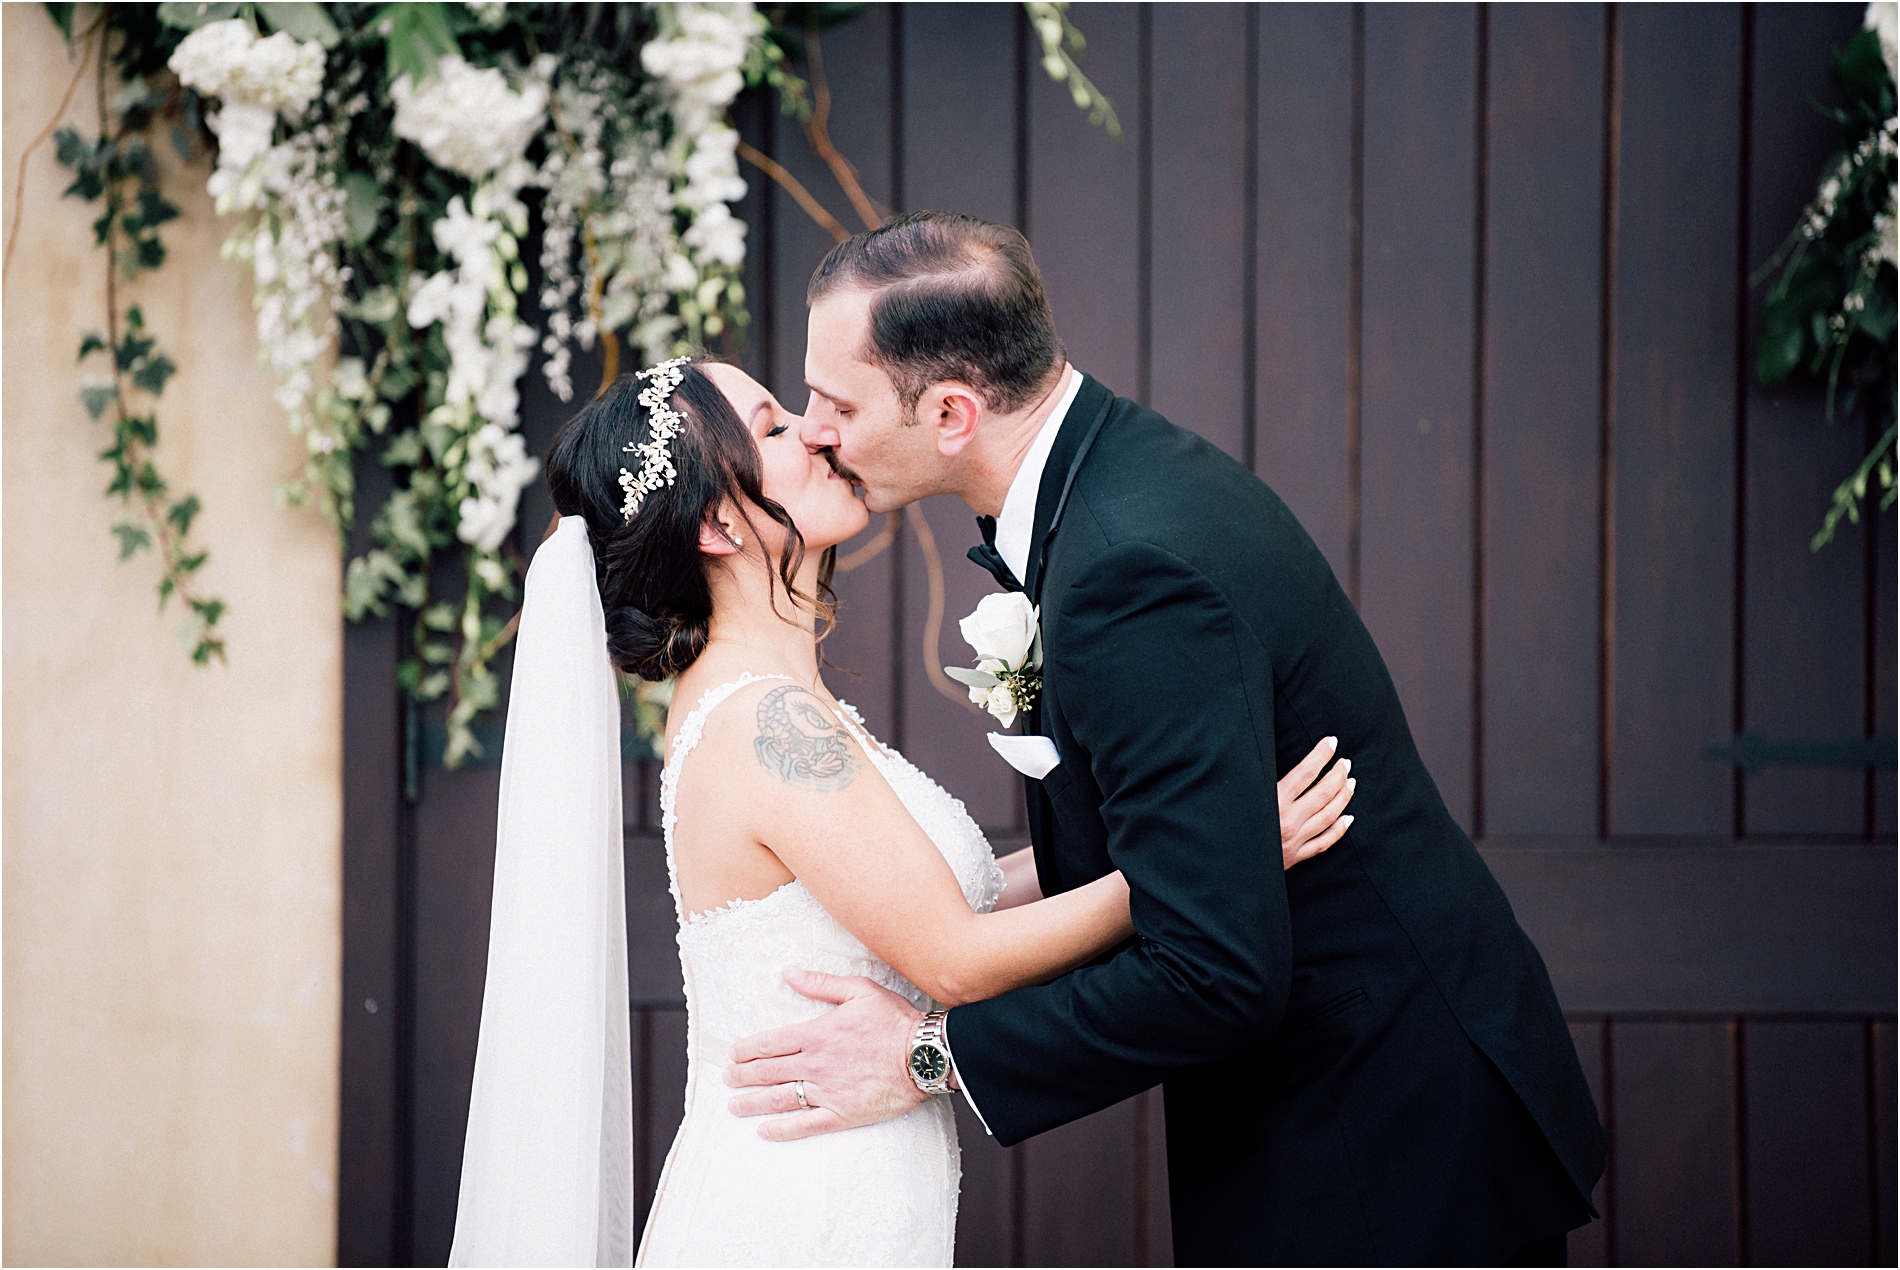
<box><xmin>380</xmin><ymin>1</ymin><xmax>462</xmax><ymax>87</ymax></box>
<box><xmin>190</xmin><ymin>635</ymin><xmax>227</xmax><ymax>667</ymax></box>
<box><xmin>80</xmin><ymin>380</ymin><xmax>119</xmax><ymax>420</ymax></box>
<box><xmin>44</xmin><ymin>3</ymin><xmax>76</xmax><ymax>40</ymax></box>
<box><xmin>167</xmin><ymin>494</ymin><xmax>201</xmax><ymax>535</ymax></box>
<box><xmin>114</xmin><ymin>330</ymin><xmax>155</xmax><ymax>371</ymax></box>
<box><xmin>122</xmin><ymin>414</ymin><xmax>158</xmax><ymax>446</ymax></box>
<box><xmin>155</xmin><ymin>3</ymin><xmax>247</xmax><ymax>31</ymax></box>
<box><xmin>133</xmin><ymin>234</ymin><xmax>167</xmax><ymax>271</ymax></box>
<box><xmin>259</xmin><ymin>2</ymin><xmax>340</xmax><ymax>47</ymax></box>
<box><xmin>136</xmin><ymin>187</ymin><xmax>180</xmax><ymax>229</ymax></box>
<box><xmin>132</xmin><ymin>352</ymin><xmax>177</xmax><ymax>396</ymax></box>
<box><xmin>78</xmin><ymin>332</ymin><xmax>107</xmax><ymax>360</ymax></box>
<box><xmin>136</xmin><ymin>461</ymin><xmax>167</xmax><ymax>498</ymax></box>
<box><xmin>111</xmin><ymin>520</ymin><xmax>152</xmax><ymax>560</ymax></box>
<box><xmin>343</xmin><ymin>170</ymin><xmax>383</xmax><ymax>246</ymax></box>
<box><xmin>53</xmin><ymin>125</ymin><xmax>92</xmax><ymax>170</ymax></box>
<box><xmin>190</xmin><ymin>597</ymin><xmax>225</xmax><ymax>625</ymax></box>
<box><xmin>158</xmin><ymin>574</ymin><xmax>175</xmax><ymax>608</ymax></box>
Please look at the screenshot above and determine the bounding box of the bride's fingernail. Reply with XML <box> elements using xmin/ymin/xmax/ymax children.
<box><xmin>1324</xmin><ymin>736</ymin><xmax>1338</xmax><ymax>752</ymax></box>
<box><xmin>1338</xmin><ymin>758</ymin><xmax>1351</xmax><ymax>774</ymax></box>
<box><xmin>1339</xmin><ymin>815</ymin><xmax>1354</xmax><ymax>828</ymax></box>
<box><xmin>1347</xmin><ymin>778</ymin><xmax>1356</xmax><ymax>793</ymax></box>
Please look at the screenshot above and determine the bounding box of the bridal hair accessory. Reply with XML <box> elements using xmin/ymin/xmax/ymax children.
<box><xmin>619</xmin><ymin>356</ymin><xmax>693</xmax><ymax>521</ymax></box>
<box><xmin>945</xmin><ymin>591</ymin><xmax>1042</xmax><ymax>728</ymax></box>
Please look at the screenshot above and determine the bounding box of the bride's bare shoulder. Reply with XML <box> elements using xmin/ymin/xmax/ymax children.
<box><xmin>669</xmin><ymin>671</ymin><xmax>866</xmax><ymax>796</ymax></box>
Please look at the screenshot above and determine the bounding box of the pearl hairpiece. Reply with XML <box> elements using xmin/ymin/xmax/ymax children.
<box><xmin>619</xmin><ymin>356</ymin><xmax>691</xmax><ymax>522</ymax></box>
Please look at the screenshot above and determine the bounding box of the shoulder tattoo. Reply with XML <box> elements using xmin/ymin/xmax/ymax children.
<box><xmin>752</xmin><ymin>685</ymin><xmax>859</xmax><ymax>792</ymax></box>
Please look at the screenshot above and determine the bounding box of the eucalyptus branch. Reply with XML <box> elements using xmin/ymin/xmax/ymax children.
<box><xmin>1024</xmin><ymin>2</ymin><xmax>1122</xmax><ymax>139</ymax></box>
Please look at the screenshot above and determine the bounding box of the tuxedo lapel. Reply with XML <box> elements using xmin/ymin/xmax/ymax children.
<box><xmin>1024</xmin><ymin>374</ymin><xmax>1114</xmax><ymax>599</ymax></box>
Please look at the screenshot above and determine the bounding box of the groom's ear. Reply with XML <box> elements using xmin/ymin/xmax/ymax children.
<box><xmin>921</xmin><ymin>382</ymin><xmax>984</xmax><ymax>458</ymax></box>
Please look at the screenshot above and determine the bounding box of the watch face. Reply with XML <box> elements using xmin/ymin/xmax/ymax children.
<box><xmin>910</xmin><ymin>1045</ymin><xmax>949</xmax><ymax>1085</ymax></box>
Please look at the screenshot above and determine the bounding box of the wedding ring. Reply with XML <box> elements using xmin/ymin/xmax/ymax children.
<box><xmin>794</xmin><ymin>1080</ymin><xmax>809</xmax><ymax>1110</ymax></box>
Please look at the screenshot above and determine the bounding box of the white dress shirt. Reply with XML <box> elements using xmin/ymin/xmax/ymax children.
<box><xmin>991</xmin><ymin>365</ymin><xmax>1084</xmax><ymax>586</ymax></box>
<box><xmin>942</xmin><ymin>365</ymin><xmax>1082</xmax><ymax>1134</ymax></box>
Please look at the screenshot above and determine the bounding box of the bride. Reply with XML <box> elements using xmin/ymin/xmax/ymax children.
<box><xmin>448</xmin><ymin>356</ymin><xmax>1355</xmax><ymax>1267</ymax></box>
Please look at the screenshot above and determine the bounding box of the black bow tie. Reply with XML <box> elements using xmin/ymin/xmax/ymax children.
<box><xmin>968</xmin><ymin>515</ymin><xmax>1025</xmax><ymax>593</ymax></box>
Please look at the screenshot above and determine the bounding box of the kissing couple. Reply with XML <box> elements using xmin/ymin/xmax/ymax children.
<box><xmin>449</xmin><ymin>211</ymin><xmax>1607</xmax><ymax>1267</ymax></box>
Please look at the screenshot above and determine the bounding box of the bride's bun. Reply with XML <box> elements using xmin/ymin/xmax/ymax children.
<box><xmin>605</xmin><ymin>603</ymin><xmax>708</xmax><ymax>683</ymax></box>
<box><xmin>543</xmin><ymin>360</ymin><xmax>832</xmax><ymax>684</ymax></box>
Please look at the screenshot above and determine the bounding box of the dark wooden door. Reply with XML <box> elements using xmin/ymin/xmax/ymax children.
<box><xmin>339</xmin><ymin>5</ymin><xmax>1896</xmax><ymax>1265</ymax></box>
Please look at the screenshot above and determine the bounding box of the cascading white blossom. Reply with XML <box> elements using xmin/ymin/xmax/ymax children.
<box><xmin>638</xmin><ymin>3</ymin><xmax>759</xmax><ymax>359</ymax></box>
<box><xmin>393</xmin><ymin>58</ymin><xmax>553</xmax><ymax>551</ymax></box>
<box><xmin>170</xmin><ymin>20</ymin><xmax>352</xmax><ymax>462</ymax></box>
<box><xmin>391</xmin><ymin>56</ymin><xmax>551</xmax><ymax>182</ymax></box>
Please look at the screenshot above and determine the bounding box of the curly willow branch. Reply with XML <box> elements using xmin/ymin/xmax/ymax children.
<box><xmin>905</xmin><ymin>504</ymin><xmax>982</xmax><ymax>710</ymax></box>
<box><xmin>4</xmin><ymin>8</ymin><xmax>106</xmax><ymax>285</ymax></box>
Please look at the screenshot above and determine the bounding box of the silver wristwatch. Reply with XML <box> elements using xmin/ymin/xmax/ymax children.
<box><xmin>907</xmin><ymin>1009</ymin><xmax>952</xmax><ymax>1094</ymax></box>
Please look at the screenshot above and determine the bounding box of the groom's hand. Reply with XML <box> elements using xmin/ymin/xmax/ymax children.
<box><xmin>723</xmin><ymin>968</ymin><xmax>930</xmax><ymax>1141</ymax></box>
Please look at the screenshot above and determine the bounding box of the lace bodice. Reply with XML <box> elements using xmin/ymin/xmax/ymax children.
<box><xmin>636</xmin><ymin>673</ymin><xmax>1004</xmax><ymax>1267</ymax></box>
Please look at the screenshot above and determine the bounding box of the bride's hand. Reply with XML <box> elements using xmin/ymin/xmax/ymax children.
<box><xmin>1277</xmin><ymin>736</ymin><xmax>1354</xmax><ymax>869</ymax></box>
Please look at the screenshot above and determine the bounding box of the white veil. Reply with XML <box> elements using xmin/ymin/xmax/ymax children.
<box><xmin>450</xmin><ymin>514</ymin><xmax>633</xmax><ymax>1267</ymax></box>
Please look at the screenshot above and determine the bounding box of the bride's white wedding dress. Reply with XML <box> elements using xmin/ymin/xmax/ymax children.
<box><xmin>636</xmin><ymin>673</ymin><xmax>1005</xmax><ymax>1268</ymax></box>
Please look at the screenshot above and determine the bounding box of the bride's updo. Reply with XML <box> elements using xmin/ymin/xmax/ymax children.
<box><xmin>545</xmin><ymin>359</ymin><xmax>831</xmax><ymax>681</ymax></box>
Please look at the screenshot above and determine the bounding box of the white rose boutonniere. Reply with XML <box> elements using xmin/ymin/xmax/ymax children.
<box><xmin>945</xmin><ymin>592</ymin><xmax>1043</xmax><ymax>728</ymax></box>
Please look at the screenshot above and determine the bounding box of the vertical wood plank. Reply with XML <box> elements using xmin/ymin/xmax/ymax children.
<box><xmin>409</xmin><ymin>767</ymin><xmax>502</xmax><ymax>1265</ymax></box>
<box><xmin>643</xmin><ymin>1006</ymin><xmax>689</xmax><ymax>1232</ymax></box>
<box><xmin>1873</xmin><ymin>506</ymin><xmax>1895</xmax><ymax>838</ymax></box>
<box><xmin>1745</xmin><ymin>1019</ymin><xmax>1871</xmax><ymax>1265</ymax></box>
<box><xmin>897</xmin><ymin>3</ymin><xmax>1024</xmax><ymax>830</ymax></box>
<box><xmin>1608</xmin><ymin>5</ymin><xmax>1742</xmax><ymax>836</ymax></box>
<box><xmin>338</xmin><ymin>607</ymin><xmax>403</xmax><ymax>1266</ymax></box>
<box><xmin>1741</xmin><ymin>4</ymin><xmax>1869</xmax><ymax>838</ymax></box>
<box><xmin>771</xmin><ymin>5</ymin><xmax>902</xmax><ymax>743</ymax></box>
<box><xmin>1481</xmin><ymin>4</ymin><xmax>1605</xmax><ymax>838</ymax></box>
<box><xmin>1027</xmin><ymin>1</ymin><xmax>1143</xmax><ymax>396</ymax></box>
<box><xmin>1020</xmin><ymin>1098</ymin><xmax>1140</xmax><ymax>1267</ymax></box>
<box><xmin>1359</xmin><ymin>3</ymin><xmax>1479</xmax><ymax>832</ymax></box>
<box><xmin>1140</xmin><ymin>1088</ymin><xmax>1175</xmax><ymax>1267</ymax></box>
<box><xmin>952</xmin><ymin>1099</ymin><xmax>1013</xmax><ymax>1268</ymax></box>
<box><xmin>625</xmin><ymin>832</ymin><xmax>684</xmax><ymax>1004</ymax></box>
<box><xmin>1611</xmin><ymin>1019</ymin><xmax>1741</xmax><ymax>1266</ymax></box>
<box><xmin>1254</xmin><ymin>3</ymin><xmax>1355</xmax><ymax>576</ymax></box>
<box><xmin>1873</xmin><ymin>1019</ymin><xmax>1896</xmax><ymax>1267</ymax></box>
<box><xmin>1566</xmin><ymin>1019</ymin><xmax>1610</xmax><ymax>1267</ymax></box>
<box><xmin>1148</xmin><ymin>3</ymin><xmax>1250</xmax><ymax>462</ymax></box>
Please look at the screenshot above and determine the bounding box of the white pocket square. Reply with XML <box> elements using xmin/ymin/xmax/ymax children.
<box><xmin>987</xmin><ymin>733</ymin><xmax>1061</xmax><ymax>779</ymax></box>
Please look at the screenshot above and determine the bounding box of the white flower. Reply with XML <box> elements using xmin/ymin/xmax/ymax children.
<box><xmin>959</xmin><ymin>592</ymin><xmax>1041</xmax><ymax>672</ymax></box>
<box><xmin>1868</xmin><ymin>3</ymin><xmax>1898</xmax><ymax>86</ymax></box>
<box><xmin>169</xmin><ymin>20</ymin><xmax>326</xmax><ymax>117</ymax></box>
<box><xmin>984</xmin><ymin>683</ymin><xmax>1020</xmax><ymax>728</ymax></box>
<box><xmin>391</xmin><ymin>56</ymin><xmax>547</xmax><ymax>180</ymax></box>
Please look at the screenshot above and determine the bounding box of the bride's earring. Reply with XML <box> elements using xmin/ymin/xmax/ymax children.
<box><xmin>724</xmin><ymin>525</ymin><xmax>743</xmax><ymax>549</ymax></box>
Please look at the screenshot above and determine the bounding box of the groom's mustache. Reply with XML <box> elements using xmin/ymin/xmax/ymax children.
<box><xmin>822</xmin><ymin>447</ymin><xmax>864</xmax><ymax>487</ymax></box>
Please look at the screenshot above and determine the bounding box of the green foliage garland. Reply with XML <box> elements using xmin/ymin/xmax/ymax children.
<box><xmin>1754</xmin><ymin>17</ymin><xmax>1899</xmax><ymax>550</ymax></box>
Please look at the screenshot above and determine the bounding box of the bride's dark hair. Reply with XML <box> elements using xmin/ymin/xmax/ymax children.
<box><xmin>544</xmin><ymin>359</ymin><xmax>836</xmax><ymax>681</ymax></box>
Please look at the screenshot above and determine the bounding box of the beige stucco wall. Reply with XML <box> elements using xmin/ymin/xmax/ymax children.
<box><xmin>3</xmin><ymin>6</ymin><xmax>343</xmax><ymax>1264</ymax></box>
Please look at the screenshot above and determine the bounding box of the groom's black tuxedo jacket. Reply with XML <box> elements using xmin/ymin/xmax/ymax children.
<box><xmin>946</xmin><ymin>375</ymin><xmax>1606</xmax><ymax>1266</ymax></box>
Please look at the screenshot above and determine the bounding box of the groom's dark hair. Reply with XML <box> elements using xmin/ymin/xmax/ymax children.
<box><xmin>807</xmin><ymin>210</ymin><xmax>1064</xmax><ymax>414</ymax></box>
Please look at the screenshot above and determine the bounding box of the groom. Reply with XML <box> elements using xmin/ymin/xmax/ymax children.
<box><xmin>726</xmin><ymin>211</ymin><xmax>1605</xmax><ymax>1266</ymax></box>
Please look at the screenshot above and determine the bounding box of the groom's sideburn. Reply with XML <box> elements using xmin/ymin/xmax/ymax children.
<box><xmin>946</xmin><ymin>373</ymin><xmax>1604</xmax><ymax>1268</ymax></box>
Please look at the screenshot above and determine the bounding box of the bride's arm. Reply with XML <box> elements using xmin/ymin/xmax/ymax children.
<box><xmin>985</xmin><ymin>736</ymin><xmax>1357</xmax><ymax>915</ymax></box>
<box><xmin>722</xmin><ymin>684</ymin><xmax>1128</xmax><ymax>1007</ymax></box>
